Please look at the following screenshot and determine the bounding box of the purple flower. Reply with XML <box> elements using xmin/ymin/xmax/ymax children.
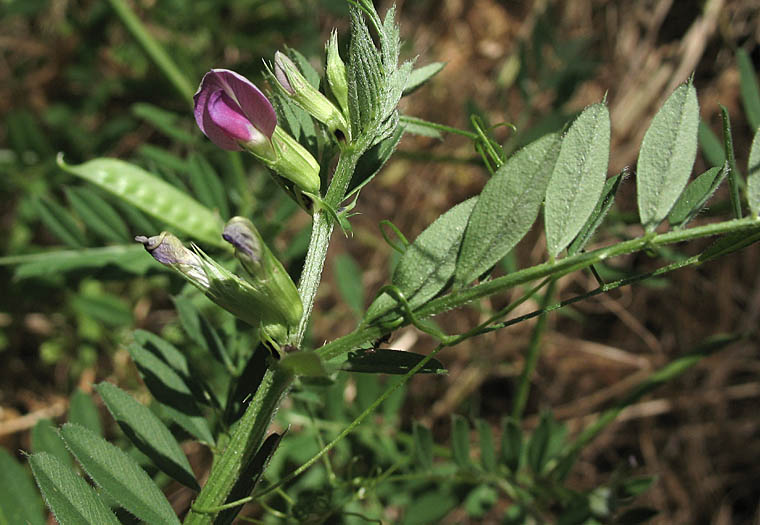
<box><xmin>193</xmin><ymin>69</ymin><xmax>277</xmax><ymax>152</ymax></box>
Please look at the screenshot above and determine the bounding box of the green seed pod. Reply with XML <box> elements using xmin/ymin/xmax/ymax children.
<box><xmin>222</xmin><ymin>217</ymin><xmax>303</xmax><ymax>329</ymax></box>
<box><xmin>325</xmin><ymin>30</ymin><xmax>349</xmax><ymax>117</ymax></box>
<box><xmin>274</xmin><ymin>51</ymin><xmax>350</xmax><ymax>141</ymax></box>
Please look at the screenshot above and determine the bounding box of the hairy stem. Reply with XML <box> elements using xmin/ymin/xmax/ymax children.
<box><xmin>184</xmin><ymin>146</ymin><xmax>364</xmax><ymax>524</ymax></box>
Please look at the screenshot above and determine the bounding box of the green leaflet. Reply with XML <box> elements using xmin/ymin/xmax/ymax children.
<box><xmin>334</xmin><ymin>253</ymin><xmax>365</xmax><ymax>316</ymax></box>
<box><xmin>58</xmin><ymin>156</ymin><xmax>225</xmax><ymax>247</ymax></box>
<box><xmin>454</xmin><ymin>132</ymin><xmax>561</xmax><ymax>287</ymax></box>
<box><xmin>0</xmin><ymin>449</ymin><xmax>45</xmax><ymax>525</ymax></box>
<box><xmin>636</xmin><ymin>81</ymin><xmax>699</xmax><ymax>231</ymax></box>
<box><xmin>668</xmin><ymin>166</ymin><xmax>724</xmax><ymax>228</ymax></box>
<box><xmin>545</xmin><ymin>103</ymin><xmax>610</xmax><ymax>256</ymax></box>
<box><xmin>413</xmin><ymin>422</ymin><xmax>433</xmax><ymax>470</ymax></box>
<box><xmin>737</xmin><ymin>49</ymin><xmax>760</xmax><ymax>130</ymax></box>
<box><xmin>64</xmin><ymin>186</ymin><xmax>131</xmax><ymax>243</ymax></box>
<box><xmin>29</xmin><ymin>453</ymin><xmax>119</xmax><ymax>525</ymax></box>
<box><xmin>127</xmin><ymin>343</ymin><xmax>215</xmax><ymax>444</ymax></box>
<box><xmin>68</xmin><ymin>390</ymin><xmax>103</xmax><ymax>436</ymax></box>
<box><xmin>32</xmin><ymin>196</ymin><xmax>86</xmax><ymax>248</ymax></box>
<box><xmin>451</xmin><ymin>414</ymin><xmax>472</xmax><ymax>470</ymax></box>
<box><xmin>96</xmin><ymin>382</ymin><xmax>200</xmax><ymax>490</ymax></box>
<box><xmin>403</xmin><ymin>62</ymin><xmax>445</xmax><ymax>96</ymax></box>
<box><xmin>365</xmin><ymin>197</ymin><xmax>477</xmax><ymax>321</ymax></box>
<box><xmin>476</xmin><ymin>419</ymin><xmax>497</xmax><ymax>473</ymax></box>
<box><xmin>31</xmin><ymin>419</ymin><xmax>71</xmax><ymax>466</ymax></box>
<box><xmin>748</xmin><ymin>127</ymin><xmax>760</xmax><ymax>217</ymax></box>
<box><xmin>2</xmin><ymin>244</ymin><xmax>156</xmax><ymax>280</ymax></box>
<box><xmin>332</xmin><ymin>348</ymin><xmax>446</xmax><ymax>375</ymax></box>
<box><xmin>500</xmin><ymin>417</ymin><xmax>522</xmax><ymax>473</ymax></box>
<box><xmin>60</xmin><ymin>423</ymin><xmax>181</xmax><ymax>525</ymax></box>
<box><xmin>567</xmin><ymin>170</ymin><xmax>625</xmax><ymax>255</ymax></box>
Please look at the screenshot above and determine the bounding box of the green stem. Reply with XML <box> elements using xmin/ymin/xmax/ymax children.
<box><xmin>399</xmin><ymin>115</ymin><xmax>479</xmax><ymax>139</ymax></box>
<box><xmin>107</xmin><ymin>0</ymin><xmax>195</xmax><ymax>104</ymax></box>
<box><xmin>295</xmin><ymin>146</ymin><xmax>364</xmax><ymax>344</ymax></box>
<box><xmin>512</xmin><ymin>280</ymin><xmax>556</xmax><ymax>420</ymax></box>
<box><xmin>184</xmin><ymin>146</ymin><xmax>364</xmax><ymax>524</ymax></box>
<box><xmin>317</xmin><ymin>217</ymin><xmax>760</xmax><ymax>361</ymax></box>
<box><xmin>184</xmin><ymin>367</ymin><xmax>293</xmax><ymax>524</ymax></box>
<box><xmin>251</xmin><ymin>344</ymin><xmax>445</xmax><ymax>500</ymax></box>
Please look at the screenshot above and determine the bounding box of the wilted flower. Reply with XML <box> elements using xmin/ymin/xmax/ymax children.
<box><xmin>273</xmin><ymin>51</ymin><xmax>350</xmax><ymax>141</ymax></box>
<box><xmin>194</xmin><ymin>69</ymin><xmax>320</xmax><ymax>194</ymax></box>
<box><xmin>136</xmin><ymin>231</ymin><xmax>298</xmax><ymax>345</ymax></box>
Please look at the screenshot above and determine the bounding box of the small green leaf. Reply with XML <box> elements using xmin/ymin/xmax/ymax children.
<box><xmin>215</xmin><ymin>432</ymin><xmax>284</xmax><ymax>525</ymax></box>
<box><xmin>545</xmin><ymin>103</ymin><xmax>610</xmax><ymax>255</ymax></box>
<box><xmin>31</xmin><ymin>419</ymin><xmax>70</xmax><ymax>465</ymax></box>
<box><xmin>131</xmin><ymin>103</ymin><xmax>196</xmax><ymax>144</ymax></box>
<box><xmin>279</xmin><ymin>351</ymin><xmax>328</xmax><ymax>377</ymax></box>
<box><xmin>172</xmin><ymin>295</ymin><xmax>204</xmax><ymax>348</ymax></box>
<box><xmin>668</xmin><ymin>166</ymin><xmax>724</xmax><ymax>228</ymax></box>
<box><xmin>188</xmin><ymin>154</ymin><xmax>229</xmax><ymax>219</ymax></box>
<box><xmin>451</xmin><ymin>414</ymin><xmax>472</xmax><ymax>470</ymax></box>
<box><xmin>527</xmin><ymin>412</ymin><xmax>552</xmax><ymax>474</ymax></box>
<box><xmin>132</xmin><ymin>329</ymin><xmax>190</xmax><ymax>376</ymax></box>
<box><xmin>0</xmin><ymin>449</ymin><xmax>46</xmax><ymax>525</ymax></box>
<box><xmin>403</xmin><ymin>62</ymin><xmax>445</xmax><ymax>95</ymax></box>
<box><xmin>365</xmin><ymin>197</ymin><xmax>477</xmax><ymax>321</ymax></box>
<box><xmin>96</xmin><ymin>382</ymin><xmax>199</xmax><ymax>490</ymax></box>
<box><xmin>748</xmin><ymin>127</ymin><xmax>760</xmax><ymax>216</ymax></box>
<box><xmin>456</xmin><ymin>133</ymin><xmax>561</xmax><ymax>285</ymax></box>
<box><xmin>413</xmin><ymin>422</ymin><xmax>433</xmax><ymax>470</ymax></box>
<box><xmin>60</xmin><ymin>423</ymin><xmax>181</xmax><ymax>525</ymax></box>
<box><xmin>29</xmin><ymin>452</ymin><xmax>119</xmax><ymax>525</ymax></box>
<box><xmin>463</xmin><ymin>484</ymin><xmax>498</xmax><ymax>518</ymax></box>
<box><xmin>737</xmin><ymin>49</ymin><xmax>760</xmax><ymax>130</ymax></box>
<box><xmin>476</xmin><ymin>419</ymin><xmax>497</xmax><ymax>472</ymax></box>
<box><xmin>619</xmin><ymin>476</ymin><xmax>657</xmax><ymax>499</ymax></box>
<box><xmin>65</xmin><ymin>186</ymin><xmax>131</xmax><ymax>243</ymax></box>
<box><xmin>58</xmin><ymin>156</ymin><xmax>225</xmax><ymax>247</ymax></box>
<box><xmin>636</xmin><ymin>81</ymin><xmax>699</xmax><ymax>231</ymax></box>
<box><xmin>334</xmin><ymin>348</ymin><xmax>446</xmax><ymax>375</ymax></box>
<box><xmin>698</xmin><ymin>120</ymin><xmax>724</xmax><ymax>167</ymax></box>
<box><xmin>500</xmin><ymin>417</ymin><xmax>522</xmax><ymax>472</ymax></box>
<box><xmin>568</xmin><ymin>170</ymin><xmax>625</xmax><ymax>255</ymax></box>
<box><xmin>68</xmin><ymin>389</ymin><xmax>102</xmax><ymax>436</ymax></box>
<box><xmin>71</xmin><ymin>292</ymin><xmax>133</xmax><ymax>327</ymax></box>
<box><xmin>128</xmin><ymin>343</ymin><xmax>214</xmax><ymax>444</ymax></box>
<box><xmin>334</xmin><ymin>253</ymin><xmax>365</xmax><ymax>316</ymax></box>
<box><xmin>5</xmin><ymin>245</ymin><xmax>157</xmax><ymax>280</ymax></box>
<box><xmin>32</xmin><ymin>196</ymin><xmax>86</xmax><ymax>248</ymax></box>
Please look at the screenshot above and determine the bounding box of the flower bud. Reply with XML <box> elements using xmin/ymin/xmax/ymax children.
<box><xmin>273</xmin><ymin>51</ymin><xmax>350</xmax><ymax>141</ymax></box>
<box><xmin>325</xmin><ymin>30</ymin><xmax>349</xmax><ymax>117</ymax></box>
<box><xmin>194</xmin><ymin>69</ymin><xmax>320</xmax><ymax>195</ymax></box>
<box><xmin>136</xmin><ymin>232</ymin><xmax>293</xmax><ymax>344</ymax></box>
<box><xmin>222</xmin><ymin>217</ymin><xmax>303</xmax><ymax>329</ymax></box>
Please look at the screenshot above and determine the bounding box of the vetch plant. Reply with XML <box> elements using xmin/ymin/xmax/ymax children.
<box><xmin>8</xmin><ymin>0</ymin><xmax>760</xmax><ymax>523</ymax></box>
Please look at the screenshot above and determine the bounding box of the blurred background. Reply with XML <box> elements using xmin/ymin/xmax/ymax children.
<box><xmin>2</xmin><ymin>0</ymin><xmax>760</xmax><ymax>523</ymax></box>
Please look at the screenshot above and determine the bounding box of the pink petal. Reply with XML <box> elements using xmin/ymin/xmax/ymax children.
<box><xmin>210</xmin><ymin>69</ymin><xmax>277</xmax><ymax>138</ymax></box>
<box><xmin>203</xmin><ymin>91</ymin><xmax>257</xmax><ymax>150</ymax></box>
